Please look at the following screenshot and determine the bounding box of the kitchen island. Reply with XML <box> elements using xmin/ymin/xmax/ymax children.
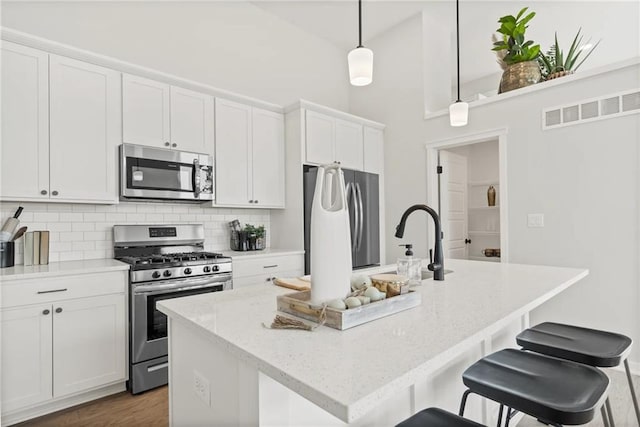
<box><xmin>157</xmin><ymin>259</ymin><xmax>588</xmax><ymax>426</ymax></box>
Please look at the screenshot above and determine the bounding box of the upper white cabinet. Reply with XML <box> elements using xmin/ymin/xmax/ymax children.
<box><xmin>215</xmin><ymin>99</ymin><xmax>285</xmax><ymax>208</ymax></box>
<box><xmin>363</xmin><ymin>126</ymin><xmax>384</xmax><ymax>174</ymax></box>
<box><xmin>1</xmin><ymin>42</ymin><xmax>50</xmax><ymax>201</ymax></box>
<box><xmin>122</xmin><ymin>74</ymin><xmax>214</xmax><ymax>154</ymax></box>
<box><xmin>122</xmin><ymin>74</ymin><xmax>170</xmax><ymax>147</ymax></box>
<box><xmin>49</xmin><ymin>55</ymin><xmax>121</xmax><ymax>203</ymax></box>
<box><xmin>304</xmin><ymin>110</ymin><xmax>365</xmax><ymax>170</ymax></box>
<box><xmin>0</xmin><ymin>43</ymin><xmax>120</xmax><ymax>204</ymax></box>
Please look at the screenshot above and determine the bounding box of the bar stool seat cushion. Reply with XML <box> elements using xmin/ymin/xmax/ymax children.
<box><xmin>396</xmin><ymin>408</ymin><xmax>485</xmax><ymax>427</ymax></box>
<box><xmin>463</xmin><ymin>349</ymin><xmax>609</xmax><ymax>425</ymax></box>
<box><xmin>516</xmin><ymin>322</ymin><xmax>633</xmax><ymax>367</ymax></box>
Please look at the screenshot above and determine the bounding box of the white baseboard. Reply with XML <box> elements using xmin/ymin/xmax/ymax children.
<box><xmin>1</xmin><ymin>381</ymin><xmax>126</xmax><ymax>426</ymax></box>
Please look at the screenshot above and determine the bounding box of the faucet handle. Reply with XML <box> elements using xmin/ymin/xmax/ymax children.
<box><xmin>429</xmin><ymin>249</ymin><xmax>433</xmax><ymax>264</ymax></box>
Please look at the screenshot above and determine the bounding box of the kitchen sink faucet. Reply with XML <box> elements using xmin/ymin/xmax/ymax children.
<box><xmin>394</xmin><ymin>204</ymin><xmax>445</xmax><ymax>281</ymax></box>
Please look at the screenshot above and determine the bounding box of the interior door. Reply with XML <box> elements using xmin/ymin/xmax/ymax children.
<box><xmin>122</xmin><ymin>74</ymin><xmax>171</xmax><ymax>147</ymax></box>
<box><xmin>49</xmin><ymin>54</ymin><xmax>121</xmax><ymax>203</ymax></box>
<box><xmin>214</xmin><ymin>98</ymin><xmax>252</xmax><ymax>206</ymax></box>
<box><xmin>169</xmin><ymin>85</ymin><xmax>214</xmax><ymax>154</ymax></box>
<box><xmin>0</xmin><ymin>42</ymin><xmax>50</xmax><ymax>201</ymax></box>
<box><xmin>439</xmin><ymin>151</ymin><xmax>468</xmax><ymax>260</ymax></box>
<box><xmin>251</xmin><ymin>108</ymin><xmax>285</xmax><ymax>207</ymax></box>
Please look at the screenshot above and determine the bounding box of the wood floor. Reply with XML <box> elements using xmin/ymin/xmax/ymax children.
<box><xmin>15</xmin><ymin>370</ymin><xmax>640</xmax><ymax>426</ymax></box>
<box><xmin>16</xmin><ymin>387</ymin><xmax>168</xmax><ymax>427</ymax></box>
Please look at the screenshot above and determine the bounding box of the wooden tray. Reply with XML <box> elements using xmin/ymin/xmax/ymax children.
<box><xmin>276</xmin><ymin>289</ymin><xmax>421</xmax><ymax>330</ymax></box>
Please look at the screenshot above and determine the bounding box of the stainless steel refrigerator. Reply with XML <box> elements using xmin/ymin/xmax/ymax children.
<box><xmin>304</xmin><ymin>165</ymin><xmax>380</xmax><ymax>274</ymax></box>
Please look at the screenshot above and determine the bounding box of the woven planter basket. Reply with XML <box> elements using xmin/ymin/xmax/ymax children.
<box><xmin>498</xmin><ymin>61</ymin><xmax>542</xmax><ymax>93</ymax></box>
<box><xmin>546</xmin><ymin>70</ymin><xmax>574</xmax><ymax>80</ymax></box>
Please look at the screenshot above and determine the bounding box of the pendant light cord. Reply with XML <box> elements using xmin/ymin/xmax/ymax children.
<box><xmin>358</xmin><ymin>0</ymin><xmax>363</xmax><ymax>48</ymax></box>
<box><xmin>455</xmin><ymin>0</ymin><xmax>461</xmax><ymax>102</ymax></box>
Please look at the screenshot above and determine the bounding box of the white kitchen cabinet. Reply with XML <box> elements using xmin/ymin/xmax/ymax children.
<box><xmin>305</xmin><ymin>110</ymin><xmax>335</xmax><ymax>165</ymax></box>
<box><xmin>0</xmin><ymin>304</ymin><xmax>53</xmax><ymax>413</ymax></box>
<box><xmin>53</xmin><ymin>294</ymin><xmax>126</xmax><ymax>397</ymax></box>
<box><xmin>335</xmin><ymin>119</ymin><xmax>364</xmax><ymax>170</ymax></box>
<box><xmin>363</xmin><ymin>126</ymin><xmax>384</xmax><ymax>174</ymax></box>
<box><xmin>123</xmin><ymin>74</ymin><xmax>214</xmax><ymax>154</ymax></box>
<box><xmin>170</xmin><ymin>85</ymin><xmax>214</xmax><ymax>153</ymax></box>
<box><xmin>231</xmin><ymin>253</ymin><xmax>304</xmax><ymax>289</ymax></box>
<box><xmin>1</xmin><ymin>269</ymin><xmax>128</xmax><ymax>421</ymax></box>
<box><xmin>0</xmin><ymin>42</ymin><xmax>50</xmax><ymax>201</ymax></box>
<box><xmin>49</xmin><ymin>55</ymin><xmax>121</xmax><ymax>203</ymax></box>
<box><xmin>304</xmin><ymin>110</ymin><xmax>364</xmax><ymax>169</ymax></box>
<box><xmin>215</xmin><ymin>98</ymin><xmax>285</xmax><ymax>208</ymax></box>
<box><xmin>122</xmin><ymin>74</ymin><xmax>171</xmax><ymax>148</ymax></box>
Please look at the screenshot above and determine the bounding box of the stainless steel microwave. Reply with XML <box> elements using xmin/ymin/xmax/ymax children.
<box><xmin>120</xmin><ymin>144</ymin><xmax>214</xmax><ymax>202</ymax></box>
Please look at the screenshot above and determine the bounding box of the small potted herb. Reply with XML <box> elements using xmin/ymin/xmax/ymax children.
<box><xmin>538</xmin><ymin>29</ymin><xmax>600</xmax><ymax>80</ymax></box>
<box><xmin>244</xmin><ymin>224</ymin><xmax>266</xmax><ymax>251</ymax></box>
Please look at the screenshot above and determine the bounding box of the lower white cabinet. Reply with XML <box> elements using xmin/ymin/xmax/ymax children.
<box><xmin>0</xmin><ymin>270</ymin><xmax>127</xmax><ymax>419</ymax></box>
<box><xmin>232</xmin><ymin>253</ymin><xmax>304</xmax><ymax>289</ymax></box>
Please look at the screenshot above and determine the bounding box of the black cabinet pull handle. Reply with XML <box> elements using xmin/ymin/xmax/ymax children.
<box><xmin>465</xmin><ymin>238</ymin><xmax>472</xmax><ymax>244</ymax></box>
<box><xmin>43</xmin><ymin>309</ymin><xmax>50</xmax><ymax>315</ymax></box>
<box><xmin>37</xmin><ymin>288</ymin><xmax>67</xmax><ymax>294</ymax></box>
<box><xmin>55</xmin><ymin>307</ymin><xmax>63</xmax><ymax>313</ymax></box>
<box><xmin>263</xmin><ymin>265</ymin><xmax>278</xmax><ymax>269</ymax></box>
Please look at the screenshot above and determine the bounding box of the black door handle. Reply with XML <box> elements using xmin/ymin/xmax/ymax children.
<box><xmin>465</xmin><ymin>238</ymin><xmax>472</xmax><ymax>244</ymax></box>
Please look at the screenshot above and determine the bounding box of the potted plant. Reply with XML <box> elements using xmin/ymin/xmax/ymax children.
<box><xmin>538</xmin><ymin>29</ymin><xmax>600</xmax><ymax>80</ymax></box>
<box><xmin>492</xmin><ymin>7</ymin><xmax>542</xmax><ymax>93</ymax></box>
<box><xmin>244</xmin><ymin>224</ymin><xmax>266</xmax><ymax>251</ymax></box>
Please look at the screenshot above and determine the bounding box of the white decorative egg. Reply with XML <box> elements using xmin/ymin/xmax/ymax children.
<box><xmin>357</xmin><ymin>296</ymin><xmax>371</xmax><ymax>305</ymax></box>
<box><xmin>364</xmin><ymin>286</ymin><xmax>383</xmax><ymax>301</ymax></box>
<box><xmin>327</xmin><ymin>299</ymin><xmax>347</xmax><ymax>310</ymax></box>
<box><xmin>344</xmin><ymin>296</ymin><xmax>362</xmax><ymax>309</ymax></box>
<box><xmin>350</xmin><ymin>274</ymin><xmax>372</xmax><ymax>291</ymax></box>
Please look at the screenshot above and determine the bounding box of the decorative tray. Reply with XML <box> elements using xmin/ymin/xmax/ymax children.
<box><xmin>276</xmin><ymin>289</ymin><xmax>421</xmax><ymax>330</ymax></box>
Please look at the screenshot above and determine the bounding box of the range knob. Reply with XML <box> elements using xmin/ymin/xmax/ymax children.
<box><xmin>152</xmin><ymin>271</ymin><xmax>161</xmax><ymax>279</ymax></box>
<box><xmin>184</xmin><ymin>268</ymin><xmax>192</xmax><ymax>275</ymax></box>
<box><xmin>203</xmin><ymin>266</ymin><xmax>211</xmax><ymax>273</ymax></box>
<box><xmin>163</xmin><ymin>270</ymin><xmax>172</xmax><ymax>278</ymax></box>
<box><xmin>213</xmin><ymin>265</ymin><xmax>219</xmax><ymax>272</ymax></box>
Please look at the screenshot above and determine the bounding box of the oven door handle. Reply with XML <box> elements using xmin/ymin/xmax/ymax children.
<box><xmin>192</xmin><ymin>158</ymin><xmax>201</xmax><ymax>199</ymax></box>
<box><xmin>134</xmin><ymin>276</ymin><xmax>231</xmax><ymax>295</ymax></box>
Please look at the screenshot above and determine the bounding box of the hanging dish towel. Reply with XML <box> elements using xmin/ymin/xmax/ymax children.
<box><xmin>310</xmin><ymin>164</ymin><xmax>353</xmax><ymax>305</ymax></box>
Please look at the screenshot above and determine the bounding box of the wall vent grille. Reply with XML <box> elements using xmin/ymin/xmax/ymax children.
<box><xmin>542</xmin><ymin>89</ymin><xmax>640</xmax><ymax>130</ymax></box>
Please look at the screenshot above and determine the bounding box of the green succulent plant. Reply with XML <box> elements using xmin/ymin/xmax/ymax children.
<box><xmin>492</xmin><ymin>7</ymin><xmax>541</xmax><ymax>65</ymax></box>
<box><xmin>538</xmin><ymin>29</ymin><xmax>601</xmax><ymax>79</ymax></box>
<box><xmin>244</xmin><ymin>224</ymin><xmax>265</xmax><ymax>238</ymax></box>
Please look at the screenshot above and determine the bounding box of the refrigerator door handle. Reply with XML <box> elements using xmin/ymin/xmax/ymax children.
<box><xmin>355</xmin><ymin>182</ymin><xmax>364</xmax><ymax>251</ymax></box>
<box><xmin>346</xmin><ymin>182</ymin><xmax>357</xmax><ymax>251</ymax></box>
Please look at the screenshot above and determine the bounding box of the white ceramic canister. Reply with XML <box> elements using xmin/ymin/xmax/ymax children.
<box><xmin>310</xmin><ymin>164</ymin><xmax>353</xmax><ymax>305</ymax></box>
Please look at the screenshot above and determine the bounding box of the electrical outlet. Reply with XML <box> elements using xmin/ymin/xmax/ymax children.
<box><xmin>193</xmin><ymin>370</ymin><xmax>210</xmax><ymax>406</ymax></box>
<box><xmin>527</xmin><ymin>213</ymin><xmax>544</xmax><ymax>228</ymax></box>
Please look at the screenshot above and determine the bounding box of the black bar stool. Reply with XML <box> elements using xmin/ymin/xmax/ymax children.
<box><xmin>459</xmin><ymin>349</ymin><xmax>610</xmax><ymax>427</ymax></box>
<box><xmin>396</xmin><ymin>407</ymin><xmax>485</xmax><ymax>427</ymax></box>
<box><xmin>516</xmin><ymin>322</ymin><xmax>639</xmax><ymax>426</ymax></box>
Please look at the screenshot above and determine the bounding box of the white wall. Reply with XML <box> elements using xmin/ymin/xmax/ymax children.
<box><xmin>350</xmin><ymin>11</ymin><xmax>640</xmax><ymax>362</ymax></box>
<box><xmin>0</xmin><ymin>1</ymin><xmax>350</xmax><ymax>110</ymax></box>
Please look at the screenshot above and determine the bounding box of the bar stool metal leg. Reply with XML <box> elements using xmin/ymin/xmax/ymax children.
<box><xmin>624</xmin><ymin>359</ymin><xmax>640</xmax><ymax>425</ymax></box>
<box><xmin>459</xmin><ymin>389</ymin><xmax>473</xmax><ymax>417</ymax></box>
<box><xmin>496</xmin><ymin>404</ymin><xmax>504</xmax><ymax>427</ymax></box>
<box><xmin>604</xmin><ymin>397</ymin><xmax>615</xmax><ymax>427</ymax></box>
<box><xmin>601</xmin><ymin>405</ymin><xmax>611</xmax><ymax>427</ymax></box>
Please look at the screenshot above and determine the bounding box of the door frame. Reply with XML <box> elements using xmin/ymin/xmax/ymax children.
<box><xmin>425</xmin><ymin>128</ymin><xmax>509</xmax><ymax>262</ymax></box>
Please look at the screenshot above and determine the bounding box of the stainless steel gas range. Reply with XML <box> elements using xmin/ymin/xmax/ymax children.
<box><xmin>114</xmin><ymin>224</ymin><xmax>232</xmax><ymax>394</ymax></box>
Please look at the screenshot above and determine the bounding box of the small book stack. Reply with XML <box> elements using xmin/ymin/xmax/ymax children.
<box><xmin>24</xmin><ymin>231</ymin><xmax>50</xmax><ymax>266</ymax></box>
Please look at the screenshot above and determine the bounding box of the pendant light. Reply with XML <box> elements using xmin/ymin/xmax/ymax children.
<box><xmin>449</xmin><ymin>0</ymin><xmax>468</xmax><ymax>126</ymax></box>
<box><xmin>348</xmin><ymin>0</ymin><xmax>373</xmax><ymax>86</ymax></box>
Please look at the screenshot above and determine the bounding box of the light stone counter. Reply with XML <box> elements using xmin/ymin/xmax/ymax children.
<box><xmin>220</xmin><ymin>248</ymin><xmax>304</xmax><ymax>260</ymax></box>
<box><xmin>0</xmin><ymin>258</ymin><xmax>129</xmax><ymax>282</ymax></box>
<box><xmin>158</xmin><ymin>259</ymin><xmax>588</xmax><ymax>425</ymax></box>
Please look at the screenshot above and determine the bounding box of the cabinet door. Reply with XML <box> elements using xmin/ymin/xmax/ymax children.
<box><xmin>252</xmin><ymin>108</ymin><xmax>285</xmax><ymax>208</ymax></box>
<box><xmin>49</xmin><ymin>55</ymin><xmax>121</xmax><ymax>203</ymax></box>
<box><xmin>214</xmin><ymin>99</ymin><xmax>252</xmax><ymax>206</ymax></box>
<box><xmin>53</xmin><ymin>294</ymin><xmax>126</xmax><ymax>398</ymax></box>
<box><xmin>335</xmin><ymin>119</ymin><xmax>364</xmax><ymax>170</ymax></box>
<box><xmin>0</xmin><ymin>42</ymin><xmax>50</xmax><ymax>200</ymax></box>
<box><xmin>122</xmin><ymin>74</ymin><xmax>170</xmax><ymax>147</ymax></box>
<box><xmin>305</xmin><ymin>110</ymin><xmax>334</xmax><ymax>165</ymax></box>
<box><xmin>363</xmin><ymin>126</ymin><xmax>384</xmax><ymax>174</ymax></box>
<box><xmin>170</xmin><ymin>86</ymin><xmax>214</xmax><ymax>154</ymax></box>
<box><xmin>1</xmin><ymin>304</ymin><xmax>53</xmax><ymax>412</ymax></box>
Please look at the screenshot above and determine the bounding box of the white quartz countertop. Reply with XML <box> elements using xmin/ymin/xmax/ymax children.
<box><xmin>0</xmin><ymin>259</ymin><xmax>129</xmax><ymax>281</ymax></box>
<box><xmin>220</xmin><ymin>248</ymin><xmax>304</xmax><ymax>259</ymax></box>
<box><xmin>157</xmin><ymin>259</ymin><xmax>588</xmax><ymax>423</ymax></box>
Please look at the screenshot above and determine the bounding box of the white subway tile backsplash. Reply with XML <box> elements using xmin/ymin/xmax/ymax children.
<box><xmin>0</xmin><ymin>201</ymin><xmax>270</xmax><ymax>264</ymax></box>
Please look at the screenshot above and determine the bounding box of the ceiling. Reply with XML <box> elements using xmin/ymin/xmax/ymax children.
<box><xmin>253</xmin><ymin>0</ymin><xmax>640</xmax><ymax>83</ymax></box>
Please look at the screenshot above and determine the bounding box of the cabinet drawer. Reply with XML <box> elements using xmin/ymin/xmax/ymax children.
<box><xmin>232</xmin><ymin>254</ymin><xmax>303</xmax><ymax>279</ymax></box>
<box><xmin>233</xmin><ymin>269</ymin><xmax>304</xmax><ymax>290</ymax></box>
<box><xmin>1</xmin><ymin>271</ymin><xmax>127</xmax><ymax>308</ymax></box>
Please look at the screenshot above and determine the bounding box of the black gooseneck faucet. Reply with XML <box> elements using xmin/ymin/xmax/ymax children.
<box><xmin>395</xmin><ymin>204</ymin><xmax>445</xmax><ymax>281</ymax></box>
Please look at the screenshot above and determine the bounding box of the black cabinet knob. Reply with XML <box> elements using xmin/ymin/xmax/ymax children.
<box><xmin>172</xmin><ymin>143</ymin><xmax>177</xmax><ymax>148</ymax></box>
<box><xmin>41</xmin><ymin>190</ymin><xmax>48</xmax><ymax>195</ymax></box>
<box><xmin>165</xmin><ymin>142</ymin><xmax>170</xmax><ymax>147</ymax></box>
<box><xmin>55</xmin><ymin>307</ymin><xmax>63</xmax><ymax>313</ymax></box>
<box><xmin>43</xmin><ymin>309</ymin><xmax>50</xmax><ymax>315</ymax></box>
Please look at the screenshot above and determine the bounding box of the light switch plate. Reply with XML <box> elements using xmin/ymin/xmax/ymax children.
<box><xmin>527</xmin><ymin>213</ymin><xmax>544</xmax><ymax>228</ymax></box>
